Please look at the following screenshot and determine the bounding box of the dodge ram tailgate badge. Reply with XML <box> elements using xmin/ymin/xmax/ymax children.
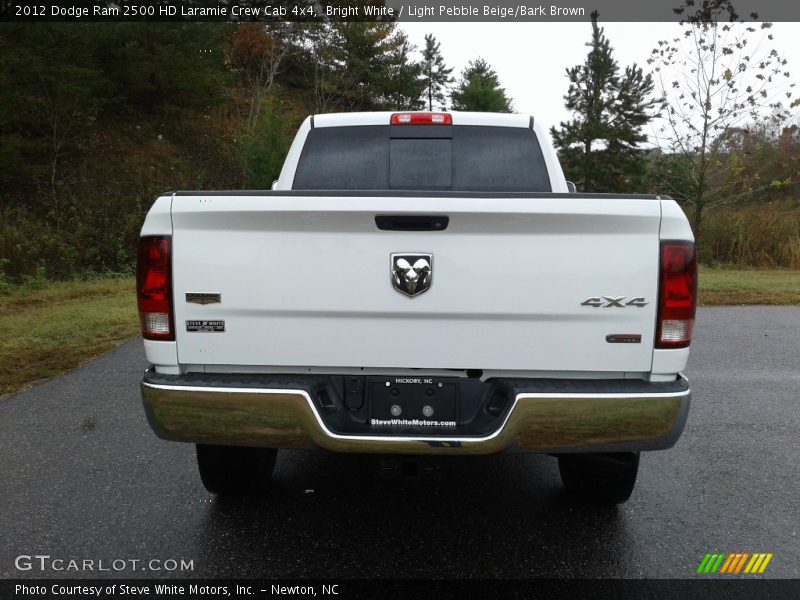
<box><xmin>186</xmin><ymin>293</ymin><xmax>221</xmax><ymax>305</ymax></box>
<box><xmin>391</xmin><ymin>253</ymin><xmax>432</xmax><ymax>297</ymax></box>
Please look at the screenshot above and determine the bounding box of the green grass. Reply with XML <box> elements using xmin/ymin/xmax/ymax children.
<box><xmin>0</xmin><ymin>277</ymin><xmax>138</xmax><ymax>397</ymax></box>
<box><xmin>699</xmin><ymin>267</ymin><xmax>800</xmax><ymax>306</ymax></box>
<box><xmin>0</xmin><ymin>269</ymin><xmax>797</xmax><ymax>398</ymax></box>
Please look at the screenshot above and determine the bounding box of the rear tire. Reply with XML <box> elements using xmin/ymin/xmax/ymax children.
<box><xmin>196</xmin><ymin>444</ymin><xmax>277</xmax><ymax>496</ymax></box>
<box><xmin>557</xmin><ymin>452</ymin><xmax>639</xmax><ymax>506</ymax></box>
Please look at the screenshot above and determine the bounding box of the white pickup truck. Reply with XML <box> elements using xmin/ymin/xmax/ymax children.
<box><xmin>137</xmin><ymin>111</ymin><xmax>696</xmax><ymax>505</ymax></box>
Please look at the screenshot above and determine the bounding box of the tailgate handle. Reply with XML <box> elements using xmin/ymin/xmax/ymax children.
<box><xmin>375</xmin><ymin>215</ymin><xmax>449</xmax><ymax>231</ymax></box>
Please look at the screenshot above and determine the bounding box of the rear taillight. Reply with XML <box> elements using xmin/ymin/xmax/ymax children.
<box><xmin>137</xmin><ymin>236</ymin><xmax>174</xmax><ymax>341</ymax></box>
<box><xmin>656</xmin><ymin>242</ymin><xmax>697</xmax><ymax>349</ymax></box>
<box><xmin>390</xmin><ymin>112</ymin><xmax>452</xmax><ymax>125</ymax></box>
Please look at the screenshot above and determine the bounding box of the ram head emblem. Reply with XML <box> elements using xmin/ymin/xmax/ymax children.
<box><xmin>391</xmin><ymin>253</ymin><xmax>433</xmax><ymax>297</ymax></box>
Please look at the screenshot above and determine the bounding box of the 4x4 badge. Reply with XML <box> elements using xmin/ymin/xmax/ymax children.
<box><xmin>581</xmin><ymin>296</ymin><xmax>648</xmax><ymax>308</ymax></box>
<box><xmin>391</xmin><ymin>253</ymin><xmax>432</xmax><ymax>297</ymax></box>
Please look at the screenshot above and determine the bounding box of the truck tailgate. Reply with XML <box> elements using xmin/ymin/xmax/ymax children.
<box><xmin>170</xmin><ymin>194</ymin><xmax>661</xmax><ymax>373</ymax></box>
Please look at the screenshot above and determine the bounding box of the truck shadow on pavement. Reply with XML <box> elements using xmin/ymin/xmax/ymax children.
<box><xmin>193</xmin><ymin>450</ymin><xmax>632</xmax><ymax>578</ymax></box>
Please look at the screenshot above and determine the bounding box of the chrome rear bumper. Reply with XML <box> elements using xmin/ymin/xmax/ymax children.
<box><xmin>141</xmin><ymin>371</ymin><xmax>690</xmax><ymax>455</ymax></box>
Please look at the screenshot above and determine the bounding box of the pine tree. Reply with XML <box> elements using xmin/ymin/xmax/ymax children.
<box><xmin>450</xmin><ymin>58</ymin><xmax>512</xmax><ymax>112</ymax></box>
<box><xmin>383</xmin><ymin>38</ymin><xmax>426</xmax><ymax>110</ymax></box>
<box><xmin>551</xmin><ymin>13</ymin><xmax>656</xmax><ymax>192</ymax></box>
<box><xmin>421</xmin><ymin>34</ymin><xmax>453</xmax><ymax>111</ymax></box>
<box><xmin>324</xmin><ymin>22</ymin><xmax>424</xmax><ymax>111</ymax></box>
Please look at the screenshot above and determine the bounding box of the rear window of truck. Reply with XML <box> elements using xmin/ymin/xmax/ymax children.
<box><xmin>292</xmin><ymin>125</ymin><xmax>552</xmax><ymax>192</ymax></box>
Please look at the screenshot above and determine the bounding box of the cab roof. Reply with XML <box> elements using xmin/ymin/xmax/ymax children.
<box><xmin>312</xmin><ymin>111</ymin><xmax>534</xmax><ymax>129</ymax></box>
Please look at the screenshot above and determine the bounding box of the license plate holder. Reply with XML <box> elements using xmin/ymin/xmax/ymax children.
<box><xmin>368</xmin><ymin>377</ymin><xmax>458</xmax><ymax>423</ymax></box>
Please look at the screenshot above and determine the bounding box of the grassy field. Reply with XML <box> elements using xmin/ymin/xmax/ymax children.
<box><xmin>0</xmin><ymin>269</ymin><xmax>797</xmax><ymax>398</ymax></box>
<box><xmin>699</xmin><ymin>268</ymin><xmax>800</xmax><ymax>306</ymax></box>
<box><xmin>0</xmin><ymin>277</ymin><xmax>138</xmax><ymax>397</ymax></box>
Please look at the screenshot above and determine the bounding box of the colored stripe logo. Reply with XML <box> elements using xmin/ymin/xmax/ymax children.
<box><xmin>697</xmin><ymin>552</ymin><xmax>773</xmax><ymax>574</ymax></box>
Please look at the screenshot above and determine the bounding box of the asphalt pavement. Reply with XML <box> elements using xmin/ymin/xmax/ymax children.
<box><xmin>1</xmin><ymin>307</ymin><xmax>798</xmax><ymax>579</ymax></box>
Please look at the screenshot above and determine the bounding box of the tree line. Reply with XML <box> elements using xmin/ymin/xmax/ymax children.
<box><xmin>552</xmin><ymin>8</ymin><xmax>799</xmax><ymax>245</ymax></box>
<box><xmin>0</xmin><ymin>21</ymin><xmax>511</xmax><ymax>282</ymax></box>
<box><xmin>1</xmin><ymin>7</ymin><xmax>799</xmax><ymax>284</ymax></box>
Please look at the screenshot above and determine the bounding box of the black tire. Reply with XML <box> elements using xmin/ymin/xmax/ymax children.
<box><xmin>196</xmin><ymin>444</ymin><xmax>277</xmax><ymax>496</ymax></box>
<box><xmin>557</xmin><ymin>452</ymin><xmax>639</xmax><ymax>506</ymax></box>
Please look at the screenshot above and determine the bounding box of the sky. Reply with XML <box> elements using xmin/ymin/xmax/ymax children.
<box><xmin>398</xmin><ymin>22</ymin><xmax>800</xmax><ymax>141</ymax></box>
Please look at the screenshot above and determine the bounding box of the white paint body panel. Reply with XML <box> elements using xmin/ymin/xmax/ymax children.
<box><xmin>140</xmin><ymin>195</ymin><xmax>173</xmax><ymax>235</ymax></box>
<box><xmin>168</xmin><ymin>195</ymin><xmax>663</xmax><ymax>373</ymax></box>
